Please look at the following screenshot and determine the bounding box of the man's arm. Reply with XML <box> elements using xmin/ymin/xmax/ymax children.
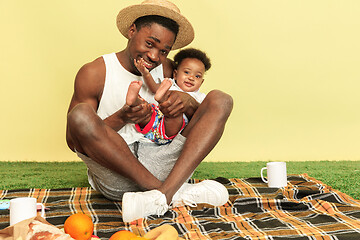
<box><xmin>159</xmin><ymin>91</ymin><xmax>199</xmax><ymax>118</ymax></box>
<box><xmin>66</xmin><ymin>57</ymin><xmax>152</xmax><ymax>151</ymax></box>
<box><xmin>66</xmin><ymin>56</ymin><xmax>162</xmax><ymax>192</ymax></box>
<box><xmin>66</xmin><ymin>58</ymin><xmax>106</xmax><ymax>151</ymax></box>
<box><xmin>162</xmin><ymin>58</ymin><xmax>175</xmax><ymax>78</ymax></box>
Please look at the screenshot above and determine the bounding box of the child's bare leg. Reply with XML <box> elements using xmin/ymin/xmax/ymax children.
<box><xmin>154</xmin><ymin>78</ymin><xmax>172</xmax><ymax>103</ymax></box>
<box><xmin>154</xmin><ymin>79</ymin><xmax>184</xmax><ymax>137</ymax></box>
<box><xmin>163</xmin><ymin>115</ymin><xmax>184</xmax><ymax>137</ymax></box>
<box><xmin>126</xmin><ymin>81</ymin><xmax>143</xmax><ymax>106</ymax></box>
<box><xmin>126</xmin><ymin>81</ymin><xmax>151</xmax><ymax>128</ymax></box>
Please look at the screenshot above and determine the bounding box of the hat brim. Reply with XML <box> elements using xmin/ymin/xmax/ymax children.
<box><xmin>116</xmin><ymin>4</ymin><xmax>194</xmax><ymax>50</ymax></box>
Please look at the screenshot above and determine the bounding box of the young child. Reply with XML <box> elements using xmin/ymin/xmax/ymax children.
<box><xmin>126</xmin><ymin>48</ymin><xmax>211</xmax><ymax>144</ymax></box>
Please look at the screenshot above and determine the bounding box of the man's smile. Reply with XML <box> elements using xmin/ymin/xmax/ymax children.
<box><xmin>142</xmin><ymin>60</ymin><xmax>154</xmax><ymax>69</ymax></box>
<box><xmin>137</xmin><ymin>57</ymin><xmax>156</xmax><ymax>69</ymax></box>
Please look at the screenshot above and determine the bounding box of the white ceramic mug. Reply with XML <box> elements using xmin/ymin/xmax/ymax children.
<box><xmin>261</xmin><ymin>162</ymin><xmax>287</xmax><ymax>188</ymax></box>
<box><xmin>10</xmin><ymin>197</ymin><xmax>45</xmax><ymax>225</ymax></box>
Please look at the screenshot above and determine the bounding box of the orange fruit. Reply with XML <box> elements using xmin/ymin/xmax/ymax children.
<box><xmin>109</xmin><ymin>230</ymin><xmax>137</xmax><ymax>240</ymax></box>
<box><xmin>64</xmin><ymin>213</ymin><xmax>94</xmax><ymax>240</ymax></box>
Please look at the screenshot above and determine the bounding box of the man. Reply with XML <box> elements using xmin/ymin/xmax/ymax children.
<box><xmin>66</xmin><ymin>0</ymin><xmax>233</xmax><ymax>222</ymax></box>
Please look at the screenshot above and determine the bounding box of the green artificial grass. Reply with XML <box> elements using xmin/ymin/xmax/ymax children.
<box><xmin>0</xmin><ymin>162</ymin><xmax>90</xmax><ymax>190</ymax></box>
<box><xmin>0</xmin><ymin>161</ymin><xmax>359</xmax><ymax>200</ymax></box>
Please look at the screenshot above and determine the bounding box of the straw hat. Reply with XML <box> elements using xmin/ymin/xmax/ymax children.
<box><xmin>116</xmin><ymin>0</ymin><xmax>194</xmax><ymax>50</ymax></box>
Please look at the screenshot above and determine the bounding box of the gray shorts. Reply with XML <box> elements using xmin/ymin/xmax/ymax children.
<box><xmin>77</xmin><ymin>134</ymin><xmax>186</xmax><ymax>201</ymax></box>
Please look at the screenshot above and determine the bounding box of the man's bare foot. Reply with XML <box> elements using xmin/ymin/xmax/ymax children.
<box><xmin>155</xmin><ymin>78</ymin><xmax>173</xmax><ymax>103</ymax></box>
<box><xmin>126</xmin><ymin>81</ymin><xmax>143</xmax><ymax>106</ymax></box>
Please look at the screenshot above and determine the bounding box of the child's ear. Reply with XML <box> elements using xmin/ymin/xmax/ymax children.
<box><xmin>173</xmin><ymin>69</ymin><xmax>177</xmax><ymax>79</ymax></box>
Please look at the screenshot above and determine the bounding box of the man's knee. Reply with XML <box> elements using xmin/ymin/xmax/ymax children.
<box><xmin>67</xmin><ymin>103</ymin><xmax>100</xmax><ymax>139</ymax></box>
<box><xmin>205</xmin><ymin>90</ymin><xmax>233</xmax><ymax>118</ymax></box>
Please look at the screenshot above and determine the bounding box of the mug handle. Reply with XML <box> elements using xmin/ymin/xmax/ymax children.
<box><xmin>37</xmin><ymin>203</ymin><xmax>45</xmax><ymax>218</ymax></box>
<box><xmin>261</xmin><ymin>167</ymin><xmax>268</xmax><ymax>183</ymax></box>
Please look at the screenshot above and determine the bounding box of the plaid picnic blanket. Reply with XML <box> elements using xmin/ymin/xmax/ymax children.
<box><xmin>1</xmin><ymin>174</ymin><xmax>359</xmax><ymax>239</ymax></box>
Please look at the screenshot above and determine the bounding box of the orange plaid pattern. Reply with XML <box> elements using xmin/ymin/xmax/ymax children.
<box><xmin>1</xmin><ymin>174</ymin><xmax>359</xmax><ymax>239</ymax></box>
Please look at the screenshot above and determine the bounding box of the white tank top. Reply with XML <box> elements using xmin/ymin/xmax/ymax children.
<box><xmin>97</xmin><ymin>53</ymin><xmax>164</xmax><ymax>144</ymax></box>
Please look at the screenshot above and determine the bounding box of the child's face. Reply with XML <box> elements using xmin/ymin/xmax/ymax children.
<box><xmin>174</xmin><ymin>58</ymin><xmax>205</xmax><ymax>92</ymax></box>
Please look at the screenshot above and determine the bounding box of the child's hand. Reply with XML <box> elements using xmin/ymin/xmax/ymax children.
<box><xmin>134</xmin><ymin>58</ymin><xmax>150</xmax><ymax>76</ymax></box>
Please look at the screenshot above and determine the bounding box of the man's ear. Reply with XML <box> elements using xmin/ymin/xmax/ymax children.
<box><xmin>128</xmin><ymin>24</ymin><xmax>137</xmax><ymax>39</ymax></box>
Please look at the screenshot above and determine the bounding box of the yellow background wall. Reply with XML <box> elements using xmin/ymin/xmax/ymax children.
<box><xmin>1</xmin><ymin>0</ymin><xmax>360</xmax><ymax>162</ymax></box>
